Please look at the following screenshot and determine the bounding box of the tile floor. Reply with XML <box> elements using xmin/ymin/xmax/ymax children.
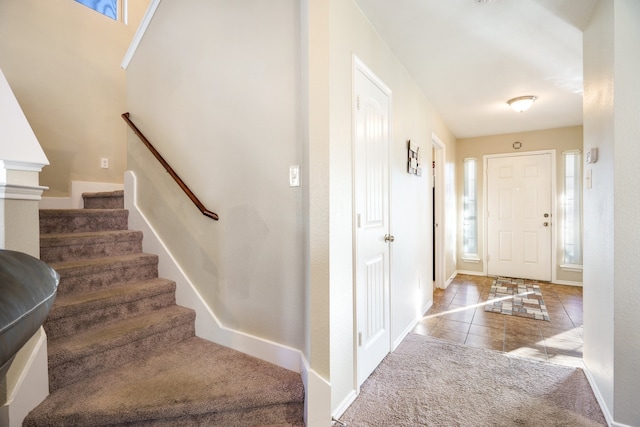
<box><xmin>413</xmin><ymin>274</ymin><xmax>584</xmax><ymax>367</ymax></box>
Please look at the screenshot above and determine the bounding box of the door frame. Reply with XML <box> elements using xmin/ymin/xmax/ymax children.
<box><xmin>432</xmin><ymin>134</ymin><xmax>445</xmax><ymax>289</ymax></box>
<box><xmin>352</xmin><ymin>55</ymin><xmax>393</xmax><ymax>388</ymax></box>
<box><xmin>482</xmin><ymin>150</ymin><xmax>557</xmax><ymax>282</ymax></box>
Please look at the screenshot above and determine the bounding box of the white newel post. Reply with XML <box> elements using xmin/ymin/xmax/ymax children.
<box><xmin>0</xmin><ymin>68</ymin><xmax>51</xmax><ymax>427</ymax></box>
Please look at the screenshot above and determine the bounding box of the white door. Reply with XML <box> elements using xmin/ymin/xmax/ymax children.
<box><xmin>354</xmin><ymin>60</ymin><xmax>391</xmax><ymax>387</ymax></box>
<box><xmin>486</xmin><ymin>153</ymin><xmax>552</xmax><ymax>281</ymax></box>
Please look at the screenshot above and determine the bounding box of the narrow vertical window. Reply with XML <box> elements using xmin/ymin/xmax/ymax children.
<box><xmin>75</xmin><ymin>0</ymin><xmax>118</xmax><ymax>20</ymax></box>
<box><xmin>562</xmin><ymin>151</ymin><xmax>582</xmax><ymax>268</ymax></box>
<box><xmin>463</xmin><ymin>158</ymin><xmax>478</xmax><ymax>259</ymax></box>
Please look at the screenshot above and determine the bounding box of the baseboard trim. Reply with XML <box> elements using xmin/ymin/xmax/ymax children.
<box><xmin>455</xmin><ymin>269</ymin><xmax>485</xmax><ymax>277</ymax></box>
<box><xmin>582</xmin><ymin>364</ymin><xmax>616</xmax><ymax>427</ymax></box>
<box><xmin>1</xmin><ymin>328</ymin><xmax>49</xmax><ymax>427</ymax></box>
<box><xmin>124</xmin><ymin>171</ymin><xmax>303</xmax><ymax>373</ymax></box>
<box><xmin>552</xmin><ymin>279</ymin><xmax>583</xmax><ymax>287</ymax></box>
<box><xmin>332</xmin><ymin>389</ymin><xmax>357</xmax><ymax>421</ymax></box>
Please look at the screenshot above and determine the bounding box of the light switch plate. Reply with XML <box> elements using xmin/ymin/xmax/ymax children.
<box><xmin>289</xmin><ymin>165</ymin><xmax>300</xmax><ymax>187</ymax></box>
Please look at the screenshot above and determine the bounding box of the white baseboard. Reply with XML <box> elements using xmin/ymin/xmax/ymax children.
<box><xmin>392</xmin><ymin>300</ymin><xmax>433</xmax><ymax>351</ymax></box>
<box><xmin>455</xmin><ymin>269</ymin><xmax>485</xmax><ymax>277</ymax></box>
<box><xmin>1</xmin><ymin>328</ymin><xmax>49</xmax><ymax>427</ymax></box>
<box><xmin>302</xmin><ymin>365</ymin><xmax>331</xmax><ymax>427</ymax></box>
<box><xmin>40</xmin><ymin>181</ymin><xmax>123</xmax><ymax>209</ymax></box>
<box><xmin>331</xmin><ymin>389</ymin><xmax>357</xmax><ymax>421</ymax></box>
<box><xmin>552</xmin><ymin>279</ymin><xmax>583</xmax><ymax>287</ymax></box>
<box><xmin>582</xmin><ymin>364</ymin><xmax>616</xmax><ymax>427</ymax></box>
<box><xmin>124</xmin><ymin>171</ymin><xmax>303</xmax><ymax>374</ymax></box>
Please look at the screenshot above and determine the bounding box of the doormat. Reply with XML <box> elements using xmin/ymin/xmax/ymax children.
<box><xmin>484</xmin><ymin>277</ymin><xmax>550</xmax><ymax>321</ymax></box>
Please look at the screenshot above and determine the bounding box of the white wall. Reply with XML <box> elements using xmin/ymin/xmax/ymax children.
<box><xmin>611</xmin><ymin>0</ymin><xmax>640</xmax><ymax>423</ymax></box>
<box><xmin>125</xmin><ymin>1</ymin><xmax>456</xmax><ymax>423</ymax></box>
<box><xmin>583</xmin><ymin>0</ymin><xmax>640</xmax><ymax>425</ymax></box>
<box><xmin>125</xmin><ymin>0</ymin><xmax>305</xmax><ymax>352</ymax></box>
<box><xmin>325</xmin><ymin>0</ymin><xmax>456</xmax><ymax>414</ymax></box>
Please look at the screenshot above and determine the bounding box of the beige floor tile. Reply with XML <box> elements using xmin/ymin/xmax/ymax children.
<box><xmin>423</xmin><ymin>274</ymin><xmax>583</xmax><ymax>367</ymax></box>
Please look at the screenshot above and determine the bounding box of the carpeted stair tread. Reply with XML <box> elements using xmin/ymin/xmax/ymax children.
<box><xmin>83</xmin><ymin>190</ymin><xmax>124</xmax><ymax>209</ymax></box>
<box><xmin>24</xmin><ymin>337</ymin><xmax>304</xmax><ymax>427</ymax></box>
<box><xmin>30</xmin><ymin>202</ymin><xmax>304</xmax><ymax>425</ymax></box>
<box><xmin>40</xmin><ymin>229</ymin><xmax>143</xmax><ymax>263</ymax></box>
<box><xmin>48</xmin><ymin>305</ymin><xmax>195</xmax><ymax>367</ymax></box>
<box><xmin>51</xmin><ymin>253</ymin><xmax>159</xmax><ymax>296</ymax></box>
<box><xmin>40</xmin><ymin>209</ymin><xmax>128</xmax><ymax>233</ymax></box>
<box><xmin>45</xmin><ymin>278</ymin><xmax>177</xmax><ymax>340</ymax></box>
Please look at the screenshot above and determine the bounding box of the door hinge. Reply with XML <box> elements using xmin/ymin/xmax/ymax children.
<box><xmin>357</xmin><ymin>213</ymin><xmax>361</xmax><ymax>228</ymax></box>
<box><xmin>358</xmin><ymin>332</ymin><xmax>363</xmax><ymax>346</ymax></box>
<box><xmin>357</xmin><ymin>95</ymin><xmax>361</xmax><ymax>111</ymax></box>
<box><xmin>486</xmin><ymin>254</ymin><xmax>490</xmax><ymax>262</ymax></box>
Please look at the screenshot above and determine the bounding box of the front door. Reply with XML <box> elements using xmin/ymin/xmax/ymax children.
<box><xmin>486</xmin><ymin>153</ymin><xmax>552</xmax><ymax>281</ymax></box>
<box><xmin>354</xmin><ymin>59</ymin><xmax>391</xmax><ymax>387</ymax></box>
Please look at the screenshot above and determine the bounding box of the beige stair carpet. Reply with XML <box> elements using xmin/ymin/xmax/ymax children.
<box><xmin>24</xmin><ymin>191</ymin><xmax>304</xmax><ymax>426</ymax></box>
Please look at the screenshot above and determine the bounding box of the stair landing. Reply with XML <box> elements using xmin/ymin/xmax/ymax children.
<box><xmin>23</xmin><ymin>337</ymin><xmax>304</xmax><ymax>427</ymax></box>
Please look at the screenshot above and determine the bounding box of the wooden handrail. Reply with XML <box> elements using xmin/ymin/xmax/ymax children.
<box><xmin>121</xmin><ymin>112</ymin><xmax>219</xmax><ymax>221</ymax></box>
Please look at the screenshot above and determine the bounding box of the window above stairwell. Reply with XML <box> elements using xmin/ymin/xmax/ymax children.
<box><xmin>75</xmin><ymin>0</ymin><xmax>127</xmax><ymax>23</ymax></box>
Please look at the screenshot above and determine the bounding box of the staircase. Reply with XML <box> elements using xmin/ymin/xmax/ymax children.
<box><xmin>24</xmin><ymin>191</ymin><xmax>304</xmax><ymax>426</ymax></box>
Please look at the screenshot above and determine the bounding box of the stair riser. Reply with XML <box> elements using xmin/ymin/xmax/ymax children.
<box><xmin>40</xmin><ymin>211</ymin><xmax>128</xmax><ymax>234</ymax></box>
<box><xmin>41</xmin><ymin>233</ymin><xmax>143</xmax><ymax>263</ymax></box>
<box><xmin>55</xmin><ymin>261</ymin><xmax>158</xmax><ymax>297</ymax></box>
<box><xmin>57</xmin><ymin>402</ymin><xmax>305</xmax><ymax>427</ymax></box>
<box><xmin>83</xmin><ymin>196</ymin><xmax>124</xmax><ymax>210</ymax></box>
<box><xmin>49</xmin><ymin>319</ymin><xmax>195</xmax><ymax>391</ymax></box>
<box><xmin>45</xmin><ymin>291</ymin><xmax>176</xmax><ymax>340</ymax></box>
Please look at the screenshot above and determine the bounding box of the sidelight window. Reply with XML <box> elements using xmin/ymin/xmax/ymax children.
<box><xmin>462</xmin><ymin>158</ymin><xmax>478</xmax><ymax>260</ymax></box>
<box><xmin>562</xmin><ymin>151</ymin><xmax>582</xmax><ymax>269</ymax></box>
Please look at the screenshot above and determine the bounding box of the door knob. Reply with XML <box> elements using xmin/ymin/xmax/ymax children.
<box><xmin>543</xmin><ymin>222</ymin><xmax>549</xmax><ymax>227</ymax></box>
<box><xmin>384</xmin><ymin>234</ymin><xmax>395</xmax><ymax>242</ymax></box>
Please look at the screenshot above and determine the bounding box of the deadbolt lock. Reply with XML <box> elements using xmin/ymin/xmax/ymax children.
<box><xmin>544</xmin><ymin>213</ymin><xmax>550</xmax><ymax>218</ymax></box>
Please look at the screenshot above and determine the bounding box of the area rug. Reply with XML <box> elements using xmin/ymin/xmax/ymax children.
<box><xmin>484</xmin><ymin>276</ymin><xmax>550</xmax><ymax>321</ymax></box>
<box><xmin>339</xmin><ymin>333</ymin><xmax>606</xmax><ymax>426</ymax></box>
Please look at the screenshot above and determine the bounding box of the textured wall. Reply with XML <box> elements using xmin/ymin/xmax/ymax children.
<box><xmin>0</xmin><ymin>0</ymin><xmax>149</xmax><ymax>196</ymax></box>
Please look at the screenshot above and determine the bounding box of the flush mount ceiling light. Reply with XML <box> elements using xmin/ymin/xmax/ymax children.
<box><xmin>507</xmin><ymin>96</ymin><xmax>537</xmax><ymax>113</ymax></box>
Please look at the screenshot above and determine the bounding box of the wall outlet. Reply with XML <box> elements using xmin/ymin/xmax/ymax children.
<box><xmin>101</xmin><ymin>157</ymin><xmax>109</xmax><ymax>169</ymax></box>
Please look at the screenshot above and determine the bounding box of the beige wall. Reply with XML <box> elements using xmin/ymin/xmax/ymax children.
<box><xmin>0</xmin><ymin>0</ymin><xmax>149</xmax><ymax>196</ymax></box>
<box><xmin>583</xmin><ymin>0</ymin><xmax>640</xmax><ymax>424</ymax></box>
<box><xmin>456</xmin><ymin>126</ymin><xmax>583</xmax><ymax>284</ymax></box>
<box><xmin>326</xmin><ymin>0</ymin><xmax>456</xmax><ymax>413</ymax></box>
<box><xmin>126</xmin><ymin>0</ymin><xmax>305</xmax><ymax>351</ymax></box>
<box><xmin>127</xmin><ymin>0</ymin><xmax>457</xmax><ymax>420</ymax></box>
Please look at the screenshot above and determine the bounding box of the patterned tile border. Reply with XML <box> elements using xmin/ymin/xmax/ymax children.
<box><xmin>484</xmin><ymin>277</ymin><xmax>550</xmax><ymax>321</ymax></box>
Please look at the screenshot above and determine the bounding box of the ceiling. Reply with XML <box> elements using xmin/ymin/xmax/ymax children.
<box><xmin>353</xmin><ymin>0</ymin><xmax>598</xmax><ymax>139</ymax></box>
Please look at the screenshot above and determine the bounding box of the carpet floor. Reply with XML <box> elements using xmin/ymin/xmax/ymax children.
<box><xmin>339</xmin><ymin>333</ymin><xmax>605</xmax><ymax>426</ymax></box>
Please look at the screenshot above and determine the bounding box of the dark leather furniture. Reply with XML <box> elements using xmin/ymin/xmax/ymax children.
<box><xmin>0</xmin><ymin>250</ymin><xmax>59</xmax><ymax>380</ymax></box>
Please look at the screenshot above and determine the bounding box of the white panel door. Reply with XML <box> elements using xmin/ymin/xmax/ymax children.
<box><xmin>354</xmin><ymin>62</ymin><xmax>391</xmax><ymax>387</ymax></box>
<box><xmin>487</xmin><ymin>153</ymin><xmax>552</xmax><ymax>281</ymax></box>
